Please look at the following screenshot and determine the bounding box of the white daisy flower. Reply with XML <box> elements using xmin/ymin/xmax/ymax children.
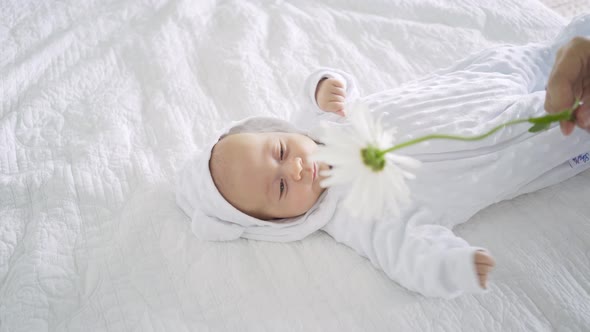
<box><xmin>312</xmin><ymin>102</ymin><xmax>421</xmax><ymax>220</ymax></box>
<box><xmin>312</xmin><ymin>98</ymin><xmax>583</xmax><ymax>220</ymax></box>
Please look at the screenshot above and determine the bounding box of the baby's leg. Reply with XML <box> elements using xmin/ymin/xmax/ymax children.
<box><xmin>438</xmin><ymin>43</ymin><xmax>552</xmax><ymax>94</ymax></box>
<box><xmin>438</xmin><ymin>15</ymin><xmax>590</xmax><ymax>95</ymax></box>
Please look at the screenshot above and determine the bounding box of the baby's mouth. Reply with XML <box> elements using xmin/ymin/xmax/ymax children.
<box><xmin>312</xmin><ymin>162</ymin><xmax>317</xmax><ymax>181</ymax></box>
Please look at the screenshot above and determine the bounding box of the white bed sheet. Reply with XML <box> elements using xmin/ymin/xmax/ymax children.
<box><xmin>1</xmin><ymin>0</ymin><xmax>589</xmax><ymax>331</ymax></box>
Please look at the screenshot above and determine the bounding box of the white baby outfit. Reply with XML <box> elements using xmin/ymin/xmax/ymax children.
<box><xmin>176</xmin><ymin>16</ymin><xmax>590</xmax><ymax>299</ymax></box>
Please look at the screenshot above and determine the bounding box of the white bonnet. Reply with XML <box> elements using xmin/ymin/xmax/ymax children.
<box><xmin>175</xmin><ymin>116</ymin><xmax>335</xmax><ymax>242</ymax></box>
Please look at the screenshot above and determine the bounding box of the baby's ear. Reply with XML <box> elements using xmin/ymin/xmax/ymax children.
<box><xmin>190</xmin><ymin>210</ymin><xmax>244</xmax><ymax>241</ymax></box>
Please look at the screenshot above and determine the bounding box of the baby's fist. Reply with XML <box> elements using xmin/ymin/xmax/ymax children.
<box><xmin>315</xmin><ymin>78</ymin><xmax>346</xmax><ymax>116</ymax></box>
<box><xmin>474</xmin><ymin>251</ymin><xmax>495</xmax><ymax>289</ymax></box>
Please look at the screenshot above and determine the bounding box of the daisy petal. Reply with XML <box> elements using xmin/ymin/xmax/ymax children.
<box><xmin>314</xmin><ymin>102</ymin><xmax>420</xmax><ymax>221</ymax></box>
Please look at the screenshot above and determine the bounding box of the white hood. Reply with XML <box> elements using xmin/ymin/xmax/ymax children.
<box><xmin>175</xmin><ymin>116</ymin><xmax>339</xmax><ymax>242</ymax></box>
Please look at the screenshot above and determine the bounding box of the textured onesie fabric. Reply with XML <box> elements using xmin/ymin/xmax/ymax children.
<box><xmin>176</xmin><ymin>15</ymin><xmax>590</xmax><ymax>299</ymax></box>
<box><xmin>301</xmin><ymin>15</ymin><xmax>590</xmax><ymax>298</ymax></box>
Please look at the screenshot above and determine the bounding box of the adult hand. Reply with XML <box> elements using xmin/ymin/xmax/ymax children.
<box><xmin>545</xmin><ymin>37</ymin><xmax>590</xmax><ymax>135</ymax></box>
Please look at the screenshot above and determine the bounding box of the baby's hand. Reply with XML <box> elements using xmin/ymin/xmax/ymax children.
<box><xmin>474</xmin><ymin>251</ymin><xmax>495</xmax><ymax>289</ymax></box>
<box><xmin>315</xmin><ymin>78</ymin><xmax>346</xmax><ymax>117</ymax></box>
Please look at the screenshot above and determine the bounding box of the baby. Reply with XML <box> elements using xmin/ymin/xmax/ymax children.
<box><xmin>208</xmin><ymin>130</ymin><xmax>329</xmax><ymax>221</ymax></box>
<box><xmin>176</xmin><ymin>16</ymin><xmax>590</xmax><ymax>299</ymax></box>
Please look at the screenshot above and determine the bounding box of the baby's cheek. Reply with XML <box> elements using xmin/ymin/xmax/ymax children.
<box><xmin>292</xmin><ymin>188</ymin><xmax>317</xmax><ymax>211</ymax></box>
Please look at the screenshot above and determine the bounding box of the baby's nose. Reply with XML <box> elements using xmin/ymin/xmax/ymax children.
<box><xmin>288</xmin><ymin>157</ymin><xmax>303</xmax><ymax>181</ymax></box>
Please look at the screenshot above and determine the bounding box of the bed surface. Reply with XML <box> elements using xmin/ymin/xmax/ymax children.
<box><xmin>1</xmin><ymin>0</ymin><xmax>589</xmax><ymax>331</ymax></box>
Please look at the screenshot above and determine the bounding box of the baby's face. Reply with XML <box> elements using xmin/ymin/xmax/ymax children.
<box><xmin>210</xmin><ymin>132</ymin><xmax>329</xmax><ymax>220</ymax></box>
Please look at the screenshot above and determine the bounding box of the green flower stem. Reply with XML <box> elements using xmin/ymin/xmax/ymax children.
<box><xmin>380</xmin><ymin>99</ymin><xmax>581</xmax><ymax>155</ymax></box>
<box><xmin>381</xmin><ymin>118</ymin><xmax>530</xmax><ymax>154</ymax></box>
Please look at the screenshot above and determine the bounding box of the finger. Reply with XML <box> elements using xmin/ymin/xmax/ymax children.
<box><xmin>324</xmin><ymin>103</ymin><xmax>338</xmax><ymax>112</ymax></box>
<box><xmin>556</xmin><ymin>47</ymin><xmax>564</xmax><ymax>59</ymax></box>
<box><xmin>474</xmin><ymin>252</ymin><xmax>495</xmax><ymax>266</ymax></box>
<box><xmin>478</xmin><ymin>274</ymin><xmax>488</xmax><ymax>289</ymax></box>
<box><xmin>560</xmin><ymin>120</ymin><xmax>576</xmax><ymax>136</ymax></box>
<box><xmin>329</xmin><ymin>95</ymin><xmax>345</xmax><ymax>103</ymax></box>
<box><xmin>329</xmin><ymin>102</ymin><xmax>344</xmax><ymax>112</ymax></box>
<box><xmin>576</xmin><ymin>102</ymin><xmax>590</xmax><ymax>129</ymax></box>
<box><xmin>329</xmin><ymin>79</ymin><xmax>345</xmax><ymax>89</ymax></box>
<box><xmin>326</xmin><ymin>102</ymin><xmax>344</xmax><ymax>113</ymax></box>
<box><xmin>575</xmin><ymin>81</ymin><xmax>590</xmax><ymax>129</ymax></box>
<box><xmin>546</xmin><ymin>75</ymin><xmax>576</xmax><ymax>114</ymax></box>
<box><xmin>582</xmin><ymin>75</ymin><xmax>590</xmax><ymax>101</ymax></box>
<box><xmin>476</xmin><ymin>263</ymin><xmax>493</xmax><ymax>276</ymax></box>
<box><xmin>335</xmin><ymin>109</ymin><xmax>346</xmax><ymax>117</ymax></box>
<box><xmin>329</xmin><ymin>86</ymin><xmax>346</xmax><ymax>97</ymax></box>
<box><xmin>544</xmin><ymin>90</ymin><xmax>555</xmax><ymax>114</ymax></box>
<box><xmin>546</xmin><ymin>39</ymin><xmax>587</xmax><ymax>113</ymax></box>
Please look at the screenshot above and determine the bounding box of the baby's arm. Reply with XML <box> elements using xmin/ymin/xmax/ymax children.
<box><xmin>292</xmin><ymin>68</ymin><xmax>359</xmax><ymax>129</ymax></box>
<box><xmin>291</xmin><ymin>68</ymin><xmax>358</xmax><ymax>129</ymax></box>
<box><xmin>322</xmin><ymin>208</ymin><xmax>494</xmax><ymax>298</ymax></box>
<box><xmin>304</xmin><ymin>68</ymin><xmax>359</xmax><ymax>114</ymax></box>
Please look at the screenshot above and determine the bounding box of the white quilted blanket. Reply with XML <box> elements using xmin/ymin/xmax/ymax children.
<box><xmin>1</xmin><ymin>0</ymin><xmax>589</xmax><ymax>331</ymax></box>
